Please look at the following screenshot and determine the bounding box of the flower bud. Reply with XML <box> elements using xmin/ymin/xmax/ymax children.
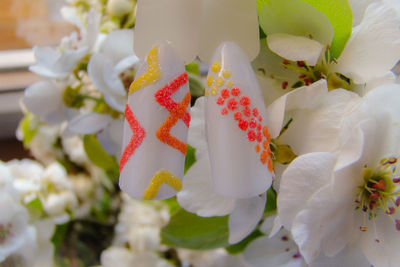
<box><xmin>106</xmin><ymin>0</ymin><xmax>132</xmax><ymax>18</ymax></box>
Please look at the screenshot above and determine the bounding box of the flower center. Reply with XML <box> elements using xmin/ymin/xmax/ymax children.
<box><xmin>279</xmin><ymin>48</ymin><xmax>352</xmax><ymax>91</ymax></box>
<box><xmin>356</xmin><ymin>157</ymin><xmax>400</xmax><ymax>235</ymax></box>
<box><xmin>0</xmin><ymin>223</ymin><xmax>12</xmax><ymax>244</ymax></box>
<box><xmin>119</xmin><ymin>66</ymin><xmax>136</xmax><ymax>91</ymax></box>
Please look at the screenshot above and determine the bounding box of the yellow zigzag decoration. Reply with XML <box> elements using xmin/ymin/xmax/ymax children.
<box><xmin>128</xmin><ymin>46</ymin><xmax>161</xmax><ymax>95</ymax></box>
<box><xmin>142</xmin><ymin>169</ymin><xmax>182</xmax><ymax>200</ymax></box>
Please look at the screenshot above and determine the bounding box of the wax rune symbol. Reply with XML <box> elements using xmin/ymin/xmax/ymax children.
<box><xmin>154</xmin><ymin>72</ymin><xmax>191</xmax><ymax>155</ymax></box>
<box><xmin>119</xmin><ymin>104</ymin><xmax>146</xmax><ymax>172</ymax></box>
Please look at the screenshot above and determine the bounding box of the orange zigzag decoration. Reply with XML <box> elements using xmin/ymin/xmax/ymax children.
<box><xmin>128</xmin><ymin>46</ymin><xmax>161</xmax><ymax>95</ymax></box>
<box><xmin>154</xmin><ymin>73</ymin><xmax>190</xmax><ymax>154</ymax></box>
<box><xmin>119</xmin><ymin>104</ymin><xmax>146</xmax><ymax>172</ymax></box>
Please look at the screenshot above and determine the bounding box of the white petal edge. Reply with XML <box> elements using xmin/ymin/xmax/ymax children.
<box><xmin>68</xmin><ymin>113</ymin><xmax>112</xmax><ymax>134</ymax></box>
<box><xmin>265</xmin><ymin>80</ymin><xmax>328</xmax><ymax>139</ymax></box>
<box><xmin>177</xmin><ymin>156</ymin><xmax>236</xmax><ymax>217</ymax></box>
<box><xmin>267</xmin><ymin>33</ymin><xmax>325</xmax><ymax>66</ymax></box>
<box><xmin>228</xmin><ymin>194</ymin><xmax>266</xmax><ymax>244</ymax></box>
<box><xmin>278</xmin><ymin>152</ymin><xmax>336</xmax><ymax>230</ymax></box>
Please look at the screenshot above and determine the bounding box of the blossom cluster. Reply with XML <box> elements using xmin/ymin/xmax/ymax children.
<box><xmin>8</xmin><ymin>0</ymin><xmax>400</xmax><ymax>266</ymax></box>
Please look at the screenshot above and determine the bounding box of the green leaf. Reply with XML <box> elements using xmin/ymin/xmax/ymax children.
<box><xmin>19</xmin><ymin>112</ymin><xmax>38</xmax><ymax>148</ymax></box>
<box><xmin>259</xmin><ymin>0</ymin><xmax>334</xmax><ymax>46</ymax></box>
<box><xmin>163</xmin><ymin>197</ymin><xmax>181</xmax><ymax>214</ymax></box>
<box><xmin>264</xmin><ymin>187</ymin><xmax>277</xmax><ymax>214</ymax></box>
<box><xmin>188</xmin><ymin>74</ymin><xmax>205</xmax><ymax>98</ymax></box>
<box><xmin>301</xmin><ymin>0</ymin><xmax>352</xmax><ymax>59</ymax></box>
<box><xmin>185</xmin><ymin>61</ymin><xmax>200</xmax><ymax>75</ymax></box>
<box><xmin>161</xmin><ymin>209</ymin><xmax>229</xmax><ymax>250</ymax></box>
<box><xmin>51</xmin><ymin>223</ymin><xmax>69</xmax><ymax>250</ymax></box>
<box><xmin>257</xmin><ymin>0</ymin><xmax>268</xmax><ymax>13</ymax></box>
<box><xmin>91</xmin><ymin>191</ymin><xmax>112</xmax><ymax>222</ymax></box>
<box><xmin>25</xmin><ymin>197</ymin><xmax>44</xmax><ymax>220</ymax></box>
<box><xmin>226</xmin><ymin>229</ymin><xmax>264</xmax><ymax>254</ymax></box>
<box><xmin>83</xmin><ymin>135</ymin><xmax>119</xmax><ymax>179</ymax></box>
<box><xmin>184</xmin><ymin>145</ymin><xmax>196</xmax><ymax>174</ymax></box>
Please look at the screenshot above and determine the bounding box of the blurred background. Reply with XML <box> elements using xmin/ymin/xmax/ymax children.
<box><xmin>0</xmin><ymin>0</ymin><xmax>73</xmax><ymax>161</ymax></box>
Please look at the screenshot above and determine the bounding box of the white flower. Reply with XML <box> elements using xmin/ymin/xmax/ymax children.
<box><xmin>263</xmin><ymin>1</ymin><xmax>400</xmax><ymax>94</ymax></box>
<box><xmin>101</xmin><ymin>247</ymin><xmax>135</xmax><ymax>267</ymax></box>
<box><xmin>178</xmin><ymin>248</ymin><xmax>246</xmax><ymax>267</ymax></box>
<box><xmin>113</xmin><ymin>193</ymin><xmax>169</xmax><ymax>246</ymax></box>
<box><xmin>7</xmin><ymin>160</ymin><xmax>78</xmax><ymax>224</ymax></box>
<box><xmin>88</xmin><ymin>29</ymin><xmax>139</xmax><ymax>112</ymax></box>
<box><xmin>277</xmin><ymin>83</ymin><xmax>400</xmax><ymax>266</ymax></box>
<box><xmin>23</xmin><ymin>80</ymin><xmax>71</xmax><ymax>124</ymax></box>
<box><xmin>67</xmin><ymin>114</ymin><xmax>124</xmax><ymax>159</ymax></box>
<box><xmin>0</xmin><ymin>188</ymin><xmax>36</xmax><ymax>262</ymax></box>
<box><xmin>243</xmin><ymin>217</ymin><xmax>305</xmax><ymax>267</ymax></box>
<box><xmin>29</xmin><ymin>9</ymin><xmax>101</xmax><ymax>79</ymax></box>
<box><xmin>101</xmin><ymin>247</ymin><xmax>173</xmax><ymax>267</ymax></box>
<box><xmin>128</xmin><ymin>226</ymin><xmax>161</xmax><ymax>252</ymax></box>
<box><xmin>40</xmin><ymin>163</ymin><xmax>78</xmax><ymax>222</ymax></box>
<box><xmin>8</xmin><ymin>219</ymin><xmax>56</xmax><ymax>267</ymax></box>
<box><xmin>333</xmin><ymin>2</ymin><xmax>400</xmax><ymax>84</ymax></box>
<box><xmin>61</xmin><ymin>135</ymin><xmax>89</xmax><ymax>165</ymax></box>
<box><xmin>106</xmin><ymin>0</ymin><xmax>133</xmax><ymax>17</ymax></box>
<box><xmin>28</xmin><ymin>124</ymin><xmax>63</xmax><ymax>164</ymax></box>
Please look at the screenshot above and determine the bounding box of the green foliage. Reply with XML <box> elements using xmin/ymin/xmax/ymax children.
<box><xmin>161</xmin><ymin>209</ymin><xmax>229</xmax><ymax>250</ymax></box>
<box><xmin>63</xmin><ymin>85</ymin><xmax>85</xmax><ymax>109</ymax></box>
<box><xmin>264</xmin><ymin>187</ymin><xmax>277</xmax><ymax>215</ymax></box>
<box><xmin>83</xmin><ymin>135</ymin><xmax>119</xmax><ymax>180</ymax></box>
<box><xmin>257</xmin><ymin>0</ymin><xmax>268</xmax><ymax>13</ymax></box>
<box><xmin>259</xmin><ymin>0</ymin><xmax>334</xmax><ymax>45</ymax></box>
<box><xmin>25</xmin><ymin>197</ymin><xmax>44</xmax><ymax>220</ymax></box>
<box><xmin>188</xmin><ymin>74</ymin><xmax>205</xmax><ymax>99</ymax></box>
<box><xmin>91</xmin><ymin>191</ymin><xmax>112</xmax><ymax>222</ymax></box>
<box><xmin>163</xmin><ymin>197</ymin><xmax>181</xmax><ymax>214</ymax></box>
<box><xmin>301</xmin><ymin>0</ymin><xmax>353</xmax><ymax>59</ymax></box>
<box><xmin>226</xmin><ymin>229</ymin><xmax>264</xmax><ymax>254</ymax></box>
<box><xmin>185</xmin><ymin>62</ymin><xmax>200</xmax><ymax>75</ymax></box>
<box><xmin>51</xmin><ymin>223</ymin><xmax>69</xmax><ymax>251</ymax></box>
<box><xmin>19</xmin><ymin>112</ymin><xmax>38</xmax><ymax>148</ymax></box>
<box><xmin>259</xmin><ymin>0</ymin><xmax>352</xmax><ymax>59</ymax></box>
<box><xmin>184</xmin><ymin>145</ymin><xmax>196</xmax><ymax>174</ymax></box>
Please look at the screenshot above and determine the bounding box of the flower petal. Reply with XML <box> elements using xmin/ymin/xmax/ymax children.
<box><xmin>228</xmin><ymin>194</ymin><xmax>266</xmax><ymax>244</ymax></box>
<box><xmin>187</xmin><ymin>97</ymin><xmax>208</xmax><ymax>159</ymax></box>
<box><xmin>88</xmin><ymin>53</ymin><xmax>127</xmax><ymax>112</ymax></box>
<box><xmin>360</xmin><ymin>214</ymin><xmax>400</xmax><ymax>267</ymax></box>
<box><xmin>101</xmin><ymin>247</ymin><xmax>135</xmax><ymax>267</ymax></box>
<box><xmin>291</xmin><ymin>185</ymin><xmax>354</xmax><ymax>263</ymax></box>
<box><xmin>265</xmin><ymin>79</ymin><xmax>328</xmax><ymax>139</ymax></box>
<box><xmin>244</xmin><ymin>229</ymin><xmax>303</xmax><ymax>267</ymax></box>
<box><xmin>279</xmin><ymin>89</ymin><xmax>361</xmax><ymax>155</ymax></box>
<box><xmin>97</xmin><ymin>119</ymin><xmax>124</xmax><ymax>159</ymax></box>
<box><xmin>68</xmin><ymin>113</ymin><xmax>112</xmax><ymax>134</ymax></box>
<box><xmin>278</xmin><ymin>152</ymin><xmax>336</xmax><ymax>230</ymax></box>
<box><xmin>310</xmin><ymin>244</ymin><xmax>369</xmax><ymax>267</ymax></box>
<box><xmin>267</xmin><ymin>33</ymin><xmax>325</xmax><ymax>66</ymax></box>
<box><xmin>23</xmin><ymin>80</ymin><xmax>66</xmax><ymax>123</ymax></box>
<box><xmin>101</xmin><ymin>29</ymin><xmax>135</xmax><ymax>64</ymax></box>
<box><xmin>335</xmin><ymin>2</ymin><xmax>400</xmax><ymax>83</ymax></box>
<box><xmin>177</xmin><ymin>156</ymin><xmax>236</xmax><ymax>217</ymax></box>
